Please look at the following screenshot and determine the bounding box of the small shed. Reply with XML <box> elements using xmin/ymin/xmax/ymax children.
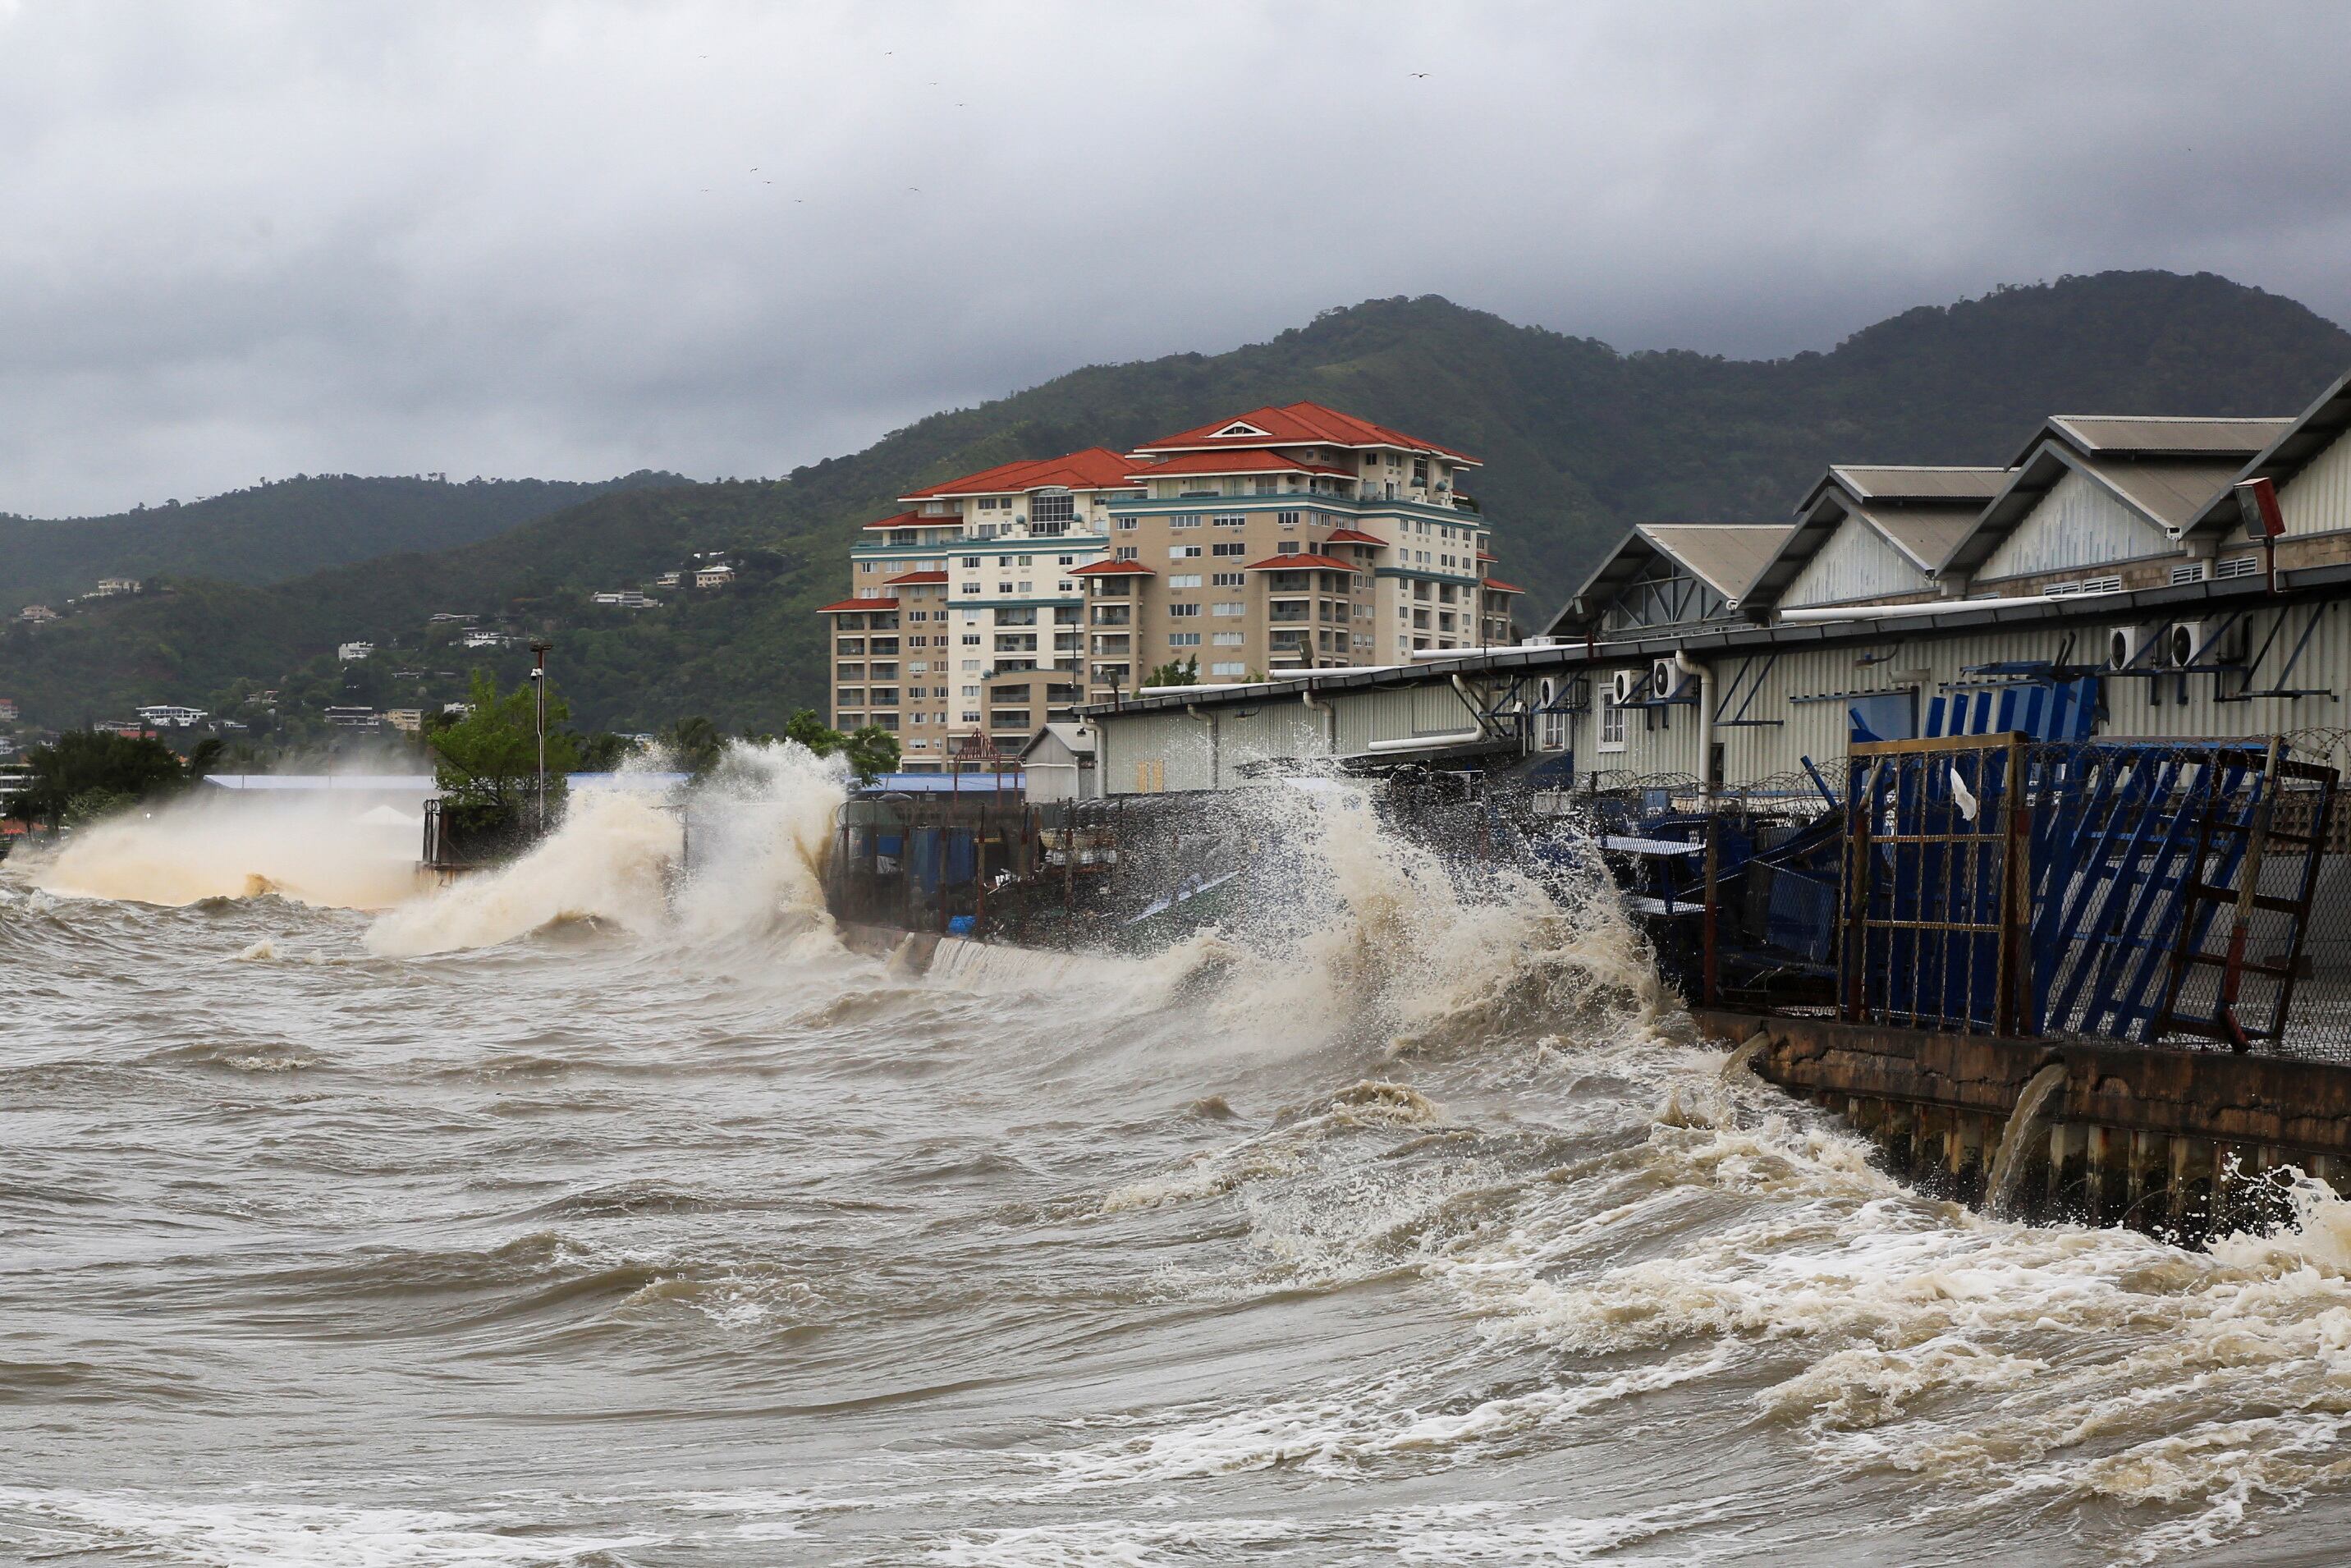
<box><xmin>1017</xmin><ymin>722</ymin><xmax>1097</xmax><ymax>803</ymax></box>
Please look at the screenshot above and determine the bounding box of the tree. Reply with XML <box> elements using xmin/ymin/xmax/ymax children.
<box><xmin>658</xmin><ymin>714</ymin><xmax>726</xmax><ymax>777</ymax></box>
<box><xmin>576</xmin><ymin>731</ymin><xmax>639</xmax><ymax>771</ymax></box>
<box><xmin>429</xmin><ymin>670</ymin><xmax>580</xmax><ymax>829</ymax></box>
<box><xmin>840</xmin><ymin>724</ymin><xmax>901</xmax><ymax>782</ymax></box>
<box><xmin>1143</xmin><ymin>656</ymin><xmax>1198</xmax><ymax>689</ymax></box>
<box><xmin>6</xmin><ymin>730</ymin><xmax>190</xmax><ymax>828</ymax></box>
<box><xmin>762</xmin><ymin>708</ymin><xmax>899</xmax><ymax>783</ymax></box>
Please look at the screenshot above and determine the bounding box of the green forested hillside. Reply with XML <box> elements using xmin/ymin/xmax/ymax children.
<box><xmin>0</xmin><ymin>470</ymin><xmax>691</xmax><ymax>613</ymax></box>
<box><xmin>7</xmin><ymin>270</ymin><xmax>2349</xmax><ymax>736</ymax></box>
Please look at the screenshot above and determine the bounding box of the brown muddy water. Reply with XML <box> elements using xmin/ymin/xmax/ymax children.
<box><xmin>10</xmin><ymin>748</ymin><xmax>2351</xmax><ymax>1566</ymax></box>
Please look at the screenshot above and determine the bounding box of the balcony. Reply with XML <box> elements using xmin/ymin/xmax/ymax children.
<box><xmin>1091</xmin><ymin>634</ymin><xmax>1131</xmax><ymax>655</ymax></box>
<box><xmin>1091</xmin><ymin>605</ymin><xmax>1132</xmax><ymax>627</ymax></box>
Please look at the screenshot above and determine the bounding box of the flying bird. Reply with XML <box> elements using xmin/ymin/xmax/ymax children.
<box><xmin>1409</xmin><ymin>71</ymin><xmax>1430</xmax><ymax>78</ymax></box>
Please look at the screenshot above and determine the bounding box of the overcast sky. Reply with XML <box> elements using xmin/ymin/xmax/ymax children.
<box><xmin>5</xmin><ymin>0</ymin><xmax>2349</xmax><ymax>516</ymax></box>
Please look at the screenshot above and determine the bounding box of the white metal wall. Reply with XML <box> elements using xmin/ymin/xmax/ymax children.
<box><xmin>1978</xmin><ymin>468</ymin><xmax>2171</xmax><ymax>581</ymax></box>
<box><xmin>1780</xmin><ymin>518</ymin><xmax>1930</xmax><ymax>608</ymax></box>
<box><xmin>2283</xmin><ymin>429</ymin><xmax>2351</xmax><ymax>539</ymax></box>
<box><xmin>1095</xmin><ymin>598</ymin><xmax>2351</xmax><ymax>796</ymax></box>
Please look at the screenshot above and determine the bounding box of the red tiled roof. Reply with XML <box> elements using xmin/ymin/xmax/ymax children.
<box><xmin>885</xmin><ymin>570</ymin><xmax>948</xmax><ymax>585</ymax></box>
<box><xmin>817</xmin><ymin>596</ymin><xmax>901</xmax><ymax>612</ymax></box>
<box><xmin>1242</xmin><ymin>553</ymin><xmax>1358</xmax><ymax>571</ymax></box>
<box><xmin>1323</xmin><ymin>528</ymin><xmax>1386</xmax><ymax>545</ymax></box>
<box><xmin>900</xmin><ymin>446</ymin><xmax>1146</xmax><ymax>501</ymax></box>
<box><xmin>1070</xmin><ymin>559</ymin><xmax>1154</xmax><ymax>576</ymax></box>
<box><xmin>1482</xmin><ymin>577</ymin><xmax>1525</xmax><ymax>594</ymax></box>
<box><xmin>1134</xmin><ymin>402</ymin><xmax>1479</xmax><ymax>465</ymax></box>
<box><xmin>862</xmin><ymin>510</ymin><xmax>934</xmax><ymax>530</ymax></box>
<box><xmin>1124</xmin><ymin>450</ymin><xmax>1354</xmax><ymax>480</ymax></box>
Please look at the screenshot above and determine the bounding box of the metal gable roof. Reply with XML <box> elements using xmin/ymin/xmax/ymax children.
<box><xmin>1637</xmin><ymin>524</ymin><xmax>1794</xmax><ymax>600</ymax></box>
<box><xmin>1941</xmin><ymin>440</ymin><xmax>2244</xmax><ymax>576</ymax></box>
<box><xmin>2188</xmin><ymin>363</ymin><xmax>2351</xmax><ymax>534</ymax></box>
<box><xmin>1545</xmin><ymin>522</ymin><xmax>1791</xmax><ymax>636</ymax></box>
<box><xmin>2009</xmin><ymin>415</ymin><xmax>2293</xmax><ymax>468</ymax></box>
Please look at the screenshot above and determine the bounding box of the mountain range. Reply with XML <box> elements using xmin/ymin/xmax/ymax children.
<box><xmin>4</xmin><ymin>269</ymin><xmax>2349</xmax><ymax>737</ymax></box>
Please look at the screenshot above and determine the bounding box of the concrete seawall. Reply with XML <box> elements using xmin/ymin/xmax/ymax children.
<box><xmin>1699</xmin><ymin>1006</ymin><xmax>2351</xmax><ymax>1240</ymax></box>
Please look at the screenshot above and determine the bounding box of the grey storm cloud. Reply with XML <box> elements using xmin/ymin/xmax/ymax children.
<box><xmin>3</xmin><ymin>0</ymin><xmax>2349</xmax><ymax>516</ymax></box>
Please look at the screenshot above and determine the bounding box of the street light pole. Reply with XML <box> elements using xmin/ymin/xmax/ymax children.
<box><xmin>529</xmin><ymin>640</ymin><xmax>551</xmax><ymax>833</ymax></box>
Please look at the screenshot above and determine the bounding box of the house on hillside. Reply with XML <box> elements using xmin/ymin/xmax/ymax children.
<box><xmin>323</xmin><ymin>707</ymin><xmax>381</xmax><ymax>728</ymax></box>
<box><xmin>0</xmin><ymin>698</ymin><xmax>16</xmax><ymax>723</ymax></box>
<box><xmin>17</xmin><ymin>605</ymin><xmax>57</xmax><ymax>623</ymax></box>
<box><xmin>384</xmin><ymin>709</ymin><xmax>424</xmax><ymax>733</ymax></box>
<box><xmin>337</xmin><ymin>641</ymin><xmax>374</xmax><ymax>662</ymax></box>
<box><xmin>94</xmin><ymin>578</ymin><xmax>140</xmax><ymax>598</ymax></box>
<box><xmin>135</xmin><ymin>705</ymin><xmax>208</xmax><ymax>729</ymax></box>
<box><xmin>592</xmin><ymin>590</ymin><xmax>660</xmax><ymax>608</ymax></box>
<box><xmin>461</xmin><ymin>630</ymin><xmax>511</xmax><ymax>649</ymax></box>
<box><xmin>693</xmin><ymin>564</ymin><xmax>736</xmax><ymax>589</ymax></box>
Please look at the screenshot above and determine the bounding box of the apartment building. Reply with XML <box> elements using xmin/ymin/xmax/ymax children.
<box><xmin>819</xmin><ymin>448</ymin><xmax>1138</xmax><ymax>768</ymax></box>
<box><xmin>817</xmin><ymin>406</ymin><xmax>1519</xmax><ymax>767</ymax></box>
<box><xmin>1082</xmin><ymin>403</ymin><xmax>1514</xmax><ymax>698</ymax></box>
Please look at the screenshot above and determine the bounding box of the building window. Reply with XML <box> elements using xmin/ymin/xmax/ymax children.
<box><xmin>1168</xmin><ymin>603</ymin><xmax>1200</xmax><ymax>618</ymax></box>
<box><xmin>1170</xmin><ymin>574</ymin><xmax>1202</xmax><ymax>588</ymax></box>
<box><xmin>1115</xmin><ymin>545</ymin><xmax>1139</xmax><ymax>561</ymax></box>
<box><xmin>1277</xmin><ymin>511</ymin><xmax>1300</xmax><ymax>528</ymax></box>
<box><xmin>1032</xmin><ymin>493</ymin><xmax>1075</xmax><ymax>528</ymax></box>
<box><xmin>1170</xmin><ymin>545</ymin><xmax>1203</xmax><ymax>558</ymax></box>
<box><xmin>1212</xmin><ymin>602</ymin><xmax>1244</xmax><ymax>617</ymax></box>
<box><xmin>1212</xmin><ymin>541</ymin><xmax>1247</xmax><ymax>557</ymax></box>
<box><xmin>1212</xmin><ymin>631</ymin><xmax>1243</xmax><ymax>646</ymax></box>
<box><xmin>1600</xmin><ymin>696</ymin><xmax>1626</xmax><ymax>750</ymax></box>
<box><xmin>1171</xmin><ymin>514</ymin><xmax>1200</xmax><ymax>529</ymax></box>
<box><xmin>1211</xmin><ymin>571</ymin><xmax>1244</xmax><ymax>586</ymax></box>
<box><xmin>1169</xmin><ymin>632</ymin><xmax>1202</xmax><ymax>647</ymax></box>
<box><xmin>1278</xmin><ymin>541</ymin><xmax>1300</xmax><ymax>554</ymax></box>
<box><xmin>1116</xmin><ymin>515</ymin><xmax>1139</xmax><ymax>530</ymax></box>
<box><xmin>1213</xmin><ymin>514</ymin><xmax>1247</xmax><ymax>528</ymax></box>
<box><xmin>1211</xmin><ymin>662</ymin><xmax>1247</xmax><ymax>677</ymax></box>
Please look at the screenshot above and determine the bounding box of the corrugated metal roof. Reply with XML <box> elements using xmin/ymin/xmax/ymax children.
<box><xmin>2040</xmin><ymin>415</ymin><xmax>2295</xmax><ymax>459</ymax></box>
<box><xmin>2188</xmin><ymin>364</ymin><xmax>2351</xmax><ymax>534</ymax></box>
<box><xmin>1853</xmin><ymin>502</ymin><xmax>1982</xmax><ymax>570</ymax></box>
<box><xmin>1639</xmin><ymin>523</ymin><xmax>1794</xmax><ymax>600</ymax></box>
<box><xmin>1831</xmin><ymin>465</ymin><xmax>2010</xmax><ymax>502</ymax></box>
<box><xmin>2075</xmin><ymin>454</ymin><xmax>2243</xmax><ymax>532</ymax></box>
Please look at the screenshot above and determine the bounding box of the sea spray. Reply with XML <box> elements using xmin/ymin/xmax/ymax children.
<box><xmin>365</xmin><ymin>740</ymin><xmax>849</xmax><ymax>957</ymax></box>
<box><xmin>35</xmin><ymin>789</ymin><xmax>431</xmax><ymax>910</ymax></box>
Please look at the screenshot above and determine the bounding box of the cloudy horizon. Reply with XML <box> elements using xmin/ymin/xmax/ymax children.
<box><xmin>6</xmin><ymin>0</ymin><xmax>2350</xmax><ymax>517</ymax></box>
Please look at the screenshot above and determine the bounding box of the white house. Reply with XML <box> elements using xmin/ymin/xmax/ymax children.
<box><xmin>337</xmin><ymin>641</ymin><xmax>374</xmax><ymax>662</ymax></box>
<box><xmin>135</xmin><ymin>704</ymin><xmax>208</xmax><ymax>728</ymax></box>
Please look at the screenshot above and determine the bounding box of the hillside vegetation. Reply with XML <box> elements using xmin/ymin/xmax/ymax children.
<box><xmin>7</xmin><ymin>270</ymin><xmax>2349</xmax><ymax>736</ymax></box>
<box><xmin>0</xmin><ymin>470</ymin><xmax>691</xmax><ymax>613</ymax></box>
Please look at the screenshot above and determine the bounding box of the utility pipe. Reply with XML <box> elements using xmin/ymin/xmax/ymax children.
<box><xmin>1776</xmin><ymin>589</ymin><xmax>2124</xmax><ymax>624</ymax></box>
<box><xmin>1675</xmin><ymin>649</ymin><xmax>1712</xmax><ymax>793</ymax></box>
<box><xmin>1185</xmin><ymin>702</ymin><xmax>1218</xmax><ymax>790</ymax></box>
<box><xmin>1450</xmin><ymin>672</ymin><xmax>1489</xmax><ymax>738</ymax></box>
<box><xmin>1299</xmin><ymin>687</ymin><xmax>1335</xmax><ymax>753</ymax></box>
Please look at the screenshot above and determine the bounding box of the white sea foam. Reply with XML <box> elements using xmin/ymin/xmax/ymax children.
<box><xmin>366</xmin><ymin>742</ymin><xmax>846</xmax><ymax>956</ymax></box>
<box><xmin>0</xmin><ymin>1486</ymin><xmax>648</xmax><ymax>1566</ymax></box>
<box><xmin>35</xmin><ymin>790</ymin><xmax>430</xmax><ymax>909</ymax></box>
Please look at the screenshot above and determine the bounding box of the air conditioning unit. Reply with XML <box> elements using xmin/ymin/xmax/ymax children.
<box><xmin>1611</xmin><ymin>668</ymin><xmax>1638</xmax><ymax>706</ymax></box>
<box><xmin>2167</xmin><ymin>619</ymin><xmax>2241</xmax><ymax>669</ymax></box>
<box><xmin>2165</xmin><ymin>621</ymin><xmax>2208</xmax><ymax>669</ymax></box>
<box><xmin>1651</xmin><ymin>658</ymin><xmax>1680</xmax><ymax>699</ymax></box>
<box><xmin>2108</xmin><ymin>626</ymin><xmax>2142</xmax><ymax>670</ymax></box>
